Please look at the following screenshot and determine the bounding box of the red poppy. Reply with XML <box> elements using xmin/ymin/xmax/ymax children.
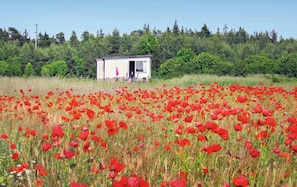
<box><xmin>109</xmin><ymin>157</ymin><xmax>126</xmax><ymax>173</ymax></box>
<box><xmin>71</xmin><ymin>182</ymin><xmax>88</xmax><ymax>187</ymax></box>
<box><xmin>1</xmin><ymin>134</ymin><xmax>8</xmax><ymax>139</ymax></box>
<box><xmin>233</xmin><ymin>176</ymin><xmax>249</xmax><ymax>187</ymax></box>
<box><xmin>86</xmin><ymin>109</ymin><xmax>95</xmax><ymax>120</ymax></box>
<box><xmin>119</xmin><ymin>121</ymin><xmax>128</xmax><ymax>129</ymax></box>
<box><xmin>64</xmin><ymin>150</ymin><xmax>75</xmax><ymax>159</ymax></box>
<box><xmin>180</xmin><ymin>170</ymin><xmax>187</xmax><ymax>179</ymax></box>
<box><xmin>170</xmin><ymin>178</ymin><xmax>187</xmax><ymax>187</ymax></box>
<box><xmin>236</xmin><ymin>95</ymin><xmax>247</xmax><ymax>103</ymax></box>
<box><xmin>67</xmin><ymin>141</ymin><xmax>79</xmax><ymax>148</ymax></box>
<box><xmin>197</xmin><ymin>134</ymin><xmax>207</xmax><ymax>141</ymax></box>
<box><xmin>9</xmin><ymin>143</ymin><xmax>17</xmax><ymax>149</ymax></box>
<box><xmin>42</xmin><ymin>142</ymin><xmax>51</xmax><ymax>151</ymax></box>
<box><xmin>203</xmin><ymin>168</ymin><xmax>208</xmax><ymax>174</ymax></box>
<box><xmin>35</xmin><ymin>179</ymin><xmax>43</xmax><ymax>186</ymax></box>
<box><xmin>183</xmin><ymin>115</ymin><xmax>193</xmax><ymax>123</ymax></box>
<box><xmin>290</xmin><ymin>144</ymin><xmax>297</xmax><ymax>152</ymax></box>
<box><xmin>233</xmin><ymin>123</ymin><xmax>242</xmax><ymax>131</ymax></box>
<box><xmin>11</xmin><ymin>152</ymin><xmax>19</xmax><ymax>160</ymax></box>
<box><xmin>249</xmin><ymin>148</ymin><xmax>260</xmax><ymax>158</ymax></box>
<box><xmin>109</xmin><ymin>171</ymin><xmax>117</xmax><ymax>179</ymax></box>
<box><xmin>272</xmin><ymin>147</ymin><xmax>280</xmax><ymax>154</ymax></box>
<box><xmin>52</xmin><ymin>125</ymin><xmax>64</xmax><ymax>138</ymax></box>
<box><xmin>202</xmin><ymin>144</ymin><xmax>222</xmax><ymax>154</ymax></box>
<box><xmin>176</xmin><ymin>138</ymin><xmax>190</xmax><ymax>147</ymax></box>
<box><xmin>244</xmin><ymin>140</ymin><xmax>253</xmax><ymax>150</ymax></box>
<box><xmin>186</xmin><ymin>127</ymin><xmax>196</xmax><ymax>134</ymax></box>
<box><xmin>79</xmin><ymin>131</ymin><xmax>89</xmax><ymax>141</ymax></box>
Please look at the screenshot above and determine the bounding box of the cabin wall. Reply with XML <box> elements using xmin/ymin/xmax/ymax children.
<box><xmin>96</xmin><ymin>59</ymin><xmax>104</xmax><ymax>80</ymax></box>
<box><xmin>96</xmin><ymin>56</ymin><xmax>151</xmax><ymax>80</ymax></box>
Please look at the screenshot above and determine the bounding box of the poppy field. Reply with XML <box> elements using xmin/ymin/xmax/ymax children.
<box><xmin>0</xmin><ymin>77</ymin><xmax>297</xmax><ymax>187</ymax></box>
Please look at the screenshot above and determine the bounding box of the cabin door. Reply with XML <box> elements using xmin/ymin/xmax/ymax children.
<box><xmin>129</xmin><ymin>61</ymin><xmax>135</xmax><ymax>78</ymax></box>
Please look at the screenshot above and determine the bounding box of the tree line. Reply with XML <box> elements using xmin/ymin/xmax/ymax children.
<box><xmin>0</xmin><ymin>21</ymin><xmax>297</xmax><ymax>79</ymax></box>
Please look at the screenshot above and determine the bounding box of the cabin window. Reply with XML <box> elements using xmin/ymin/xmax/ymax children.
<box><xmin>136</xmin><ymin>61</ymin><xmax>146</xmax><ymax>73</ymax></box>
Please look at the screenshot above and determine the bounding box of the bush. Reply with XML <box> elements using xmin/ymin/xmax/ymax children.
<box><xmin>278</xmin><ymin>53</ymin><xmax>297</xmax><ymax>78</ymax></box>
<box><xmin>0</xmin><ymin>60</ymin><xmax>8</xmax><ymax>76</ymax></box>
<box><xmin>189</xmin><ymin>52</ymin><xmax>222</xmax><ymax>74</ymax></box>
<box><xmin>41</xmin><ymin>60</ymin><xmax>68</xmax><ymax>77</ymax></box>
<box><xmin>24</xmin><ymin>62</ymin><xmax>36</xmax><ymax>77</ymax></box>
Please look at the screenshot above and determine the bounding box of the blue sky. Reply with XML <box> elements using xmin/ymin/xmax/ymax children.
<box><xmin>1</xmin><ymin>0</ymin><xmax>297</xmax><ymax>40</ymax></box>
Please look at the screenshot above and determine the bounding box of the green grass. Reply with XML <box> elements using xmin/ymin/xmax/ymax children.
<box><xmin>1</xmin><ymin>74</ymin><xmax>296</xmax><ymax>96</ymax></box>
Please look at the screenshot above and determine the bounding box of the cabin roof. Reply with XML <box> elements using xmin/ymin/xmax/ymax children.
<box><xmin>96</xmin><ymin>55</ymin><xmax>152</xmax><ymax>61</ymax></box>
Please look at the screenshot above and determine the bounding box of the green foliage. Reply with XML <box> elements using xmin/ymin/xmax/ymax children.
<box><xmin>1</xmin><ymin>24</ymin><xmax>297</xmax><ymax>78</ymax></box>
<box><xmin>0</xmin><ymin>60</ymin><xmax>8</xmax><ymax>75</ymax></box>
<box><xmin>215</xmin><ymin>61</ymin><xmax>234</xmax><ymax>76</ymax></box>
<box><xmin>6</xmin><ymin>56</ymin><xmax>22</xmax><ymax>76</ymax></box>
<box><xmin>159</xmin><ymin>48</ymin><xmax>195</xmax><ymax>79</ymax></box>
<box><xmin>278</xmin><ymin>53</ymin><xmax>297</xmax><ymax>78</ymax></box>
<box><xmin>189</xmin><ymin>52</ymin><xmax>222</xmax><ymax>74</ymax></box>
<box><xmin>242</xmin><ymin>55</ymin><xmax>278</xmax><ymax>75</ymax></box>
<box><xmin>41</xmin><ymin>60</ymin><xmax>68</xmax><ymax>77</ymax></box>
<box><xmin>73</xmin><ymin>55</ymin><xmax>85</xmax><ymax>77</ymax></box>
<box><xmin>138</xmin><ymin>33</ymin><xmax>160</xmax><ymax>55</ymax></box>
<box><xmin>24</xmin><ymin>62</ymin><xmax>35</xmax><ymax>77</ymax></box>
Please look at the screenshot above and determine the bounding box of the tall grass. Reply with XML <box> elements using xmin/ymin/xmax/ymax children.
<box><xmin>0</xmin><ymin>75</ymin><xmax>297</xmax><ymax>186</ymax></box>
<box><xmin>1</xmin><ymin>74</ymin><xmax>296</xmax><ymax>95</ymax></box>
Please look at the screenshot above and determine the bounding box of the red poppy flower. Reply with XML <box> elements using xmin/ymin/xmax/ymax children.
<box><xmin>52</xmin><ymin>125</ymin><xmax>64</xmax><ymax>138</ymax></box>
<box><xmin>42</xmin><ymin>142</ymin><xmax>51</xmax><ymax>151</ymax></box>
<box><xmin>109</xmin><ymin>157</ymin><xmax>126</xmax><ymax>173</ymax></box>
<box><xmin>202</xmin><ymin>144</ymin><xmax>222</xmax><ymax>154</ymax></box>
<box><xmin>11</xmin><ymin>152</ymin><xmax>19</xmax><ymax>160</ymax></box>
<box><xmin>0</xmin><ymin>134</ymin><xmax>8</xmax><ymax>139</ymax></box>
<box><xmin>249</xmin><ymin>148</ymin><xmax>260</xmax><ymax>158</ymax></box>
<box><xmin>79</xmin><ymin>131</ymin><xmax>89</xmax><ymax>141</ymax></box>
<box><xmin>170</xmin><ymin>178</ymin><xmax>187</xmax><ymax>187</ymax></box>
<box><xmin>236</xmin><ymin>95</ymin><xmax>247</xmax><ymax>103</ymax></box>
<box><xmin>64</xmin><ymin>150</ymin><xmax>75</xmax><ymax>159</ymax></box>
<box><xmin>183</xmin><ymin>115</ymin><xmax>193</xmax><ymax>123</ymax></box>
<box><xmin>186</xmin><ymin>127</ymin><xmax>196</xmax><ymax>134</ymax></box>
<box><xmin>35</xmin><ymin>179</ymin><xmax>43</xmax><ymax>186</ymax></box>
<box><xmin>9</xmin><ymin>143</ymin><xmax>17</xmax><ymax>149</ymax></box>
<box><xmin>290</xmin><ymin>144</ymin><xmax>297</xmax><ymax>152</ymax></box>
<box><xmin>197</xmin><ymin>134</ymin><xmax>207</xmax><ymax>141</ymax></box>
<box><xmin>233</xmin><ymin>176</ymin><xmax>249</xmax><ymax>187</ymax></box>
<box><xmin>233</xmin><ymin>123</ymin><xmax>242</xmax><ymax>131</ymax></box>
<box><xmin>203</xmin><ymin>168</ymin><xmax>208</xmax><ymax>174</ymax></box>
<box><xmin>86</xmin><ymin>109</ymin><xmax>95</xmax><ymax>120</ymax></box>
<box><xmin>272</xmin><ymin>147</ymin><xmax>280</xmax><ymax>154</ymax></box>
<box><xmin>71</xmin><ymin>182</ymin><xmax>88</xmax><ymax>187</ymax></box>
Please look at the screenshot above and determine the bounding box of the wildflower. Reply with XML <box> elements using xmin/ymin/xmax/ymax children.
<box><xmin>79</xmin><ymin>130</ymin><xmax>89</xmax><ymax>141</ymax></box>
<box><xmin>170</xmin><ymin>178</ymin><xmax>186</xmax><ymax>187</ymax></box>
<box><xmin>86</xmin><ymin>109</ymin><xmax>95</xmax><ymax>120</ymax></box>
<box><xmin>12</xmin><ymin>152</ymin><xmax>19</xmax><ymax>160</ymax></box>
<box><xmin>42</xmin><ymin>142</ymin><xmax>51</xmax><ymax>151</ymax></box>
<box><xmin>64</xmin><ymin>150</ymin><xmax>75</xmax><ymax>159</ymax></box>
<box><xmin>233</xmin><ymin>176</ymin><xmax>248</xmax><ymax>187</ymax></box>
<box><xmin>1</xmin><ymin>134</ymin><xmax>9</xmax><ymax>139</ymax></box>
<box><xmin>249</xmin><ymin>148</ymin><xmax>260</xmax><ymax>158</ymax></box>
<box><xmin>52</xmin><ymin>125</ymin><xmax>64</xmax><ymax>138</ymax></box>
<box><xmin>272</xmin><ymin>147</ymin><xmax>280</xmax><ymax>154</ymax></box>
<box><xmin>71</xmin><ymin>182</ymin><xmax>88</xmax><ymax>187</ymax></box>
<box><xmin>236</xmin><ymin>95</ymin><xmax>247</xmax><ymax>103</ymax></box>
<box><xmin>36</xmin><ymin>179</ymin><xmax>43</xmax><ymax>186</ymax></box>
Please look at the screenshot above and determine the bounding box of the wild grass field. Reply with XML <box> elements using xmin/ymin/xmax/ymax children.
<box><xmin>0</xmin><ymin>75</ymin><xmax>297</xmax><ymax>187</ymax></box>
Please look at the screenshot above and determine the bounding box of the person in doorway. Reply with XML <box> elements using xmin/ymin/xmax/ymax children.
<box><xmin>130</xmin><ymin>71</ymin><xmax>134</xmax><ymax>82</ymax></box>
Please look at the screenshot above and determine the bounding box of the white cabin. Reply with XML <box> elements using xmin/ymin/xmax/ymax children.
<box><xmin>96</xmin><ymin>55</ymin><xmax>152</xmax><ymax>81</ymax></box>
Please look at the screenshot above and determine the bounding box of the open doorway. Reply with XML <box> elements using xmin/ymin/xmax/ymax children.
<box><xmin>129</xmin><ymin>61</ymin><xmax>135</xmax><ymax>78</ymax></box>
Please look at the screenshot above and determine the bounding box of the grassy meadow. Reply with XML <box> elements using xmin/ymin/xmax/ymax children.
<box><xmin>0</xmin><ymin>75</ymin><xmax>297</xmax><ymax>187</ymax></box>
